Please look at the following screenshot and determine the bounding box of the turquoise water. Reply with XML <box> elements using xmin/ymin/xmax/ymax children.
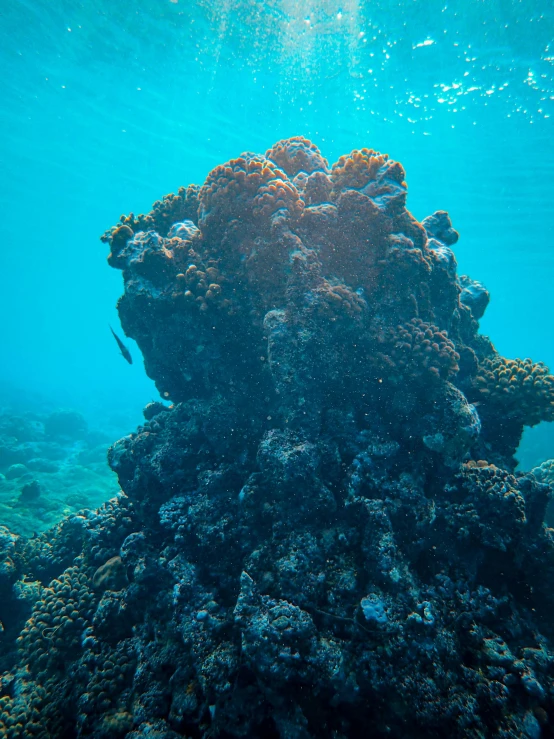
<box><xmin>1</xmin><ymin>0</ymin><xmax>553</xmax><ymax>453</ymax></box>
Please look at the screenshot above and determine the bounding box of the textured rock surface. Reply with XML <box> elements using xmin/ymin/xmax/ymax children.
<box><xmin>2</xmin><ymin>137</ymin><xmax>554</xmax><ymax>738</ymax></box>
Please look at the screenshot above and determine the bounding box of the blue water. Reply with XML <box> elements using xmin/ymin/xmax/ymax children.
<box><xmin>1</xmin><ymin>0</ymin><xmax>553</xmax><ymax>459</ymax></box>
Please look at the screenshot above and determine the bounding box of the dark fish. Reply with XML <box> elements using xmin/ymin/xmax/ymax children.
<box><xmin>110</xmin><ymin>326</ymin><xmax>133</xmax><ymax>364</ymax></box>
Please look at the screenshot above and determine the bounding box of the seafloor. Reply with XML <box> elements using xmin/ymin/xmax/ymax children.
<box><xmin>2</xmin><ymin>137</ymin><xmax>554</xmax><ymax>738</ymax></box>
<box><xmin>0</xmin><ymin>406</ymin><xmax>120</xmax><ymax>537</ymax></box>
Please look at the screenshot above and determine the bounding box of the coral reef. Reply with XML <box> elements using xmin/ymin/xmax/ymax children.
<box><xmin>2</xmin><ymin>138</ymin><xmax>554</xmax><ymax>738</ymax></box>
<box><xmin>465</xmin><ymin>356</ymin><xmax>554</xmax><ymax>466</ymax></box>
<box><xmin>471</xmin><ymin>357</ymin><xmax>554</xmax><ymax>426</ymax></box>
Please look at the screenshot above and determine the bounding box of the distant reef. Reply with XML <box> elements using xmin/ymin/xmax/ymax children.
<box><xmin>0</xmin><ymin>406</ymin><xmax>119</xmax><ymax>537</ymax></box>
<box><xmin>2</xmin><ymin>137</ymin><xmax>554</xmax><ymax>738</ymax></box>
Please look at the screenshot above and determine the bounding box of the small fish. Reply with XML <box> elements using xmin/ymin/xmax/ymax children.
<box><xmin>110</xmin><ymin>326</ymin><xmax>133</xmax><ymax>365</ymax></box>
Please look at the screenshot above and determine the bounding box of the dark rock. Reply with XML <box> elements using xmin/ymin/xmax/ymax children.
<box><xmin>92</xmin><ymin>555</ymin><xmax>128</xmax><ymax>592</ymax></box>
<box><xmin>25</xmin><ymin>458</ymin><xmax>59</xmax><ymax>473</ymax></box>
<box><xmin>44</xmin><ymin>410</ymin><xmax>88</xmax><ymax>440</ymax></box>
<box><xmin>18</xmin><ymin>480</ymin><xmax>41</xmax><ymax>503</ymax></box>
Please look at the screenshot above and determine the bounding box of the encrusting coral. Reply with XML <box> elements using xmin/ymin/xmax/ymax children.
<box><xmin>198</xmin><ymin>152</ymin><xmax>304</xmax><ymax>234</ymax></box>
<box><xmin>266</xmin><ymin>135</ymin><xmax>330</xmax><ymax>177</ymax></box>
<box><xmin>2</xmin><ymin>137</ymin><xmax>554</xmax><ymax>739</ymax></box>
<box><xmin>370</xmin><ymin>317</ymin><xmax>460</xmax><ymax>385</ymax></box>
<box><xmin>471</xmin><ymin>356</ymin><xmax>554</xmax><ymax>426</ymax></box>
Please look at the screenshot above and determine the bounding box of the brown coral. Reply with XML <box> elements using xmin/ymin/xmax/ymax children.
<box><xmin>266</xmin><ymin>136</ymin><xmax>329</xmax><ymax>178</ymax></box>
<box><xmin>108</xmin><ymin>224</ymin><xmax>134</xmax><ymax>267</ymax></box>
<box><xmin>16</xmin><ymin>562</ymin><xmax>95</xmax><ymax>676</ymax></box>
<box><xmin>312</xmin><ymin>281</ymin><xmax>366</xmax><ymax>321</ymax></box>
<box><xmin>330</xmin><ymin>148</ymin><xmax>405</xmax><ymax>193</ymax></box>
<box><xmin>0</xmin><ymin>561</ymin><xmax>97</xmax><ymax>738</ymax></box>
<box><xmin>447</xmin><ymin>463</ymin><xmax>527</xmax><ymax>550</ymax></box>
<box><xmin>78</xmin><ymin>640</ymin><xmax>135</xmax><ymax>732</ymax></box>
<box><xmin>472</xmin><ymin>356</ymin><xmax>554</xmax><ymax>426</ymax></box>
<box><xmin>101</xmin><ymin>185</ymin><xmax>200</xmax><ymax>245</ymax></box>
<box><xmin>463</xmin><ymin>459</ymin><xmax>498</xmax><ymax>471</ymax></box>
<box><xmin>198</xmin><ymin>153</ymin><xmax>304</xmax><ymax>233</ymax></box>
<box><xmin>175</xmin><ymin>261</ymin><xmax>229</xmax><ymax>314</ymax></box>
<box><xmin>371</xmin><ymin>317</ymin><xmax>460</xmax><ymax>384</ymax></box>
<box><xmin>294</xmin><ymin>170</ymin><xmax>333</xmax><ymax>206</ymax></box>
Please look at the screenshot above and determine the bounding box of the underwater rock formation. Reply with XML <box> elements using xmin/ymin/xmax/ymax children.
<box><xmin>2</xmin><ymin>136</ymin><xmax>554</xmax><ymax>738</ymax></box>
